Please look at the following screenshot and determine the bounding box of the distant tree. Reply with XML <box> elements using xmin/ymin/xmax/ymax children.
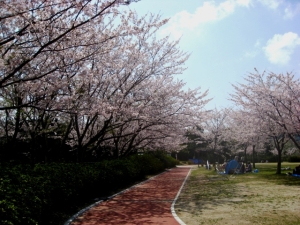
<box><xmin>230</xmin><ymin>70</ymin><xmax>293</xmax><ymax>174</ymax></box>
<box><xmin>203</xmin><ymin>108</ymin><xmax>232</xmax><ymax>162</ymax></box>
<box><xmin>226</xmin><ymin>109</ymin><xmax>267</xmax><ymax>168</ymax></box>
<box><xmin>183</xmin><ymin>126</ymin><xmax>207</xmax><ymax>161</ymax></box>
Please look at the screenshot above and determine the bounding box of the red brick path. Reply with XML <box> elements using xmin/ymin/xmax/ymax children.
<box><xmin>70</xmin><ymin>167</ymin><xmax>191</xmax><ymax>225</ymax></box>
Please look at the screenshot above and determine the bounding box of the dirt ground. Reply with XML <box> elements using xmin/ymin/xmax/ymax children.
<box><xmin>175</xmin><ymin>171</ymin><xmax>300</xmax><ymax>225</ymax></box>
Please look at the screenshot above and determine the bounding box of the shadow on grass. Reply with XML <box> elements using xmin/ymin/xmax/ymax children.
<box><xmin>175</xmin><ymin>169</ymin><xmax>241</xmax><ymax>214</ymax></box>
<box><xmin>175</xmin><ymin>164</ymin><xmax>300</xmax><ymax>216</ymax></box>
<box><xmin>258</xmin><ymin>173</ymin><xmax>300</xmax><ymax>186</ymax></box>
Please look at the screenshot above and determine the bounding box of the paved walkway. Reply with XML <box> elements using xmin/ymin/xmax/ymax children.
<box><xmin>67</xmin><ymin>166</ymin><xmax>192</xmax><ymax>225</ymax></box>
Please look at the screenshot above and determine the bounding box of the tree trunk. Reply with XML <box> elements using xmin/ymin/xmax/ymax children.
<box><xmin>276</xmin><ymin>149</ymin><xmax>282</xmax><ymax>174</ymax></box>
<box><xmin>12</xmin><ymin>97</ymin><xmax>22</xmax><ymax>142</ymax></box>
<box><xmin>243</xmin><ymin>145</ymin><xmax>248</xmax><ymax>163</ymax></box>
<box><xmin>252</xmin><ymin>144</ymin><xmax>256</xmax><ymax>169</ymax></box>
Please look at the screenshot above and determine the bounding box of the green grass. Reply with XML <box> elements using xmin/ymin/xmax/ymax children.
<box><xmin>175</xmin><ymin>162</ymin><xmax>300</xmax><ymax>225</ymax></box>
<box><xmin>249</xmin><ymin>162</ymin><xmax>300</xmax><ymax>185</ymax></box>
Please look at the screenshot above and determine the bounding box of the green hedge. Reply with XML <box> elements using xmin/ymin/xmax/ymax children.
<box><xmin>0</xmin><ymin>153</ymin><xmax>179</xmax><ymax>225</ymax></box>
<box><xmin>288</xmin><ymin>155</ymin><xmax>300</xmax><ymax>162</ymax></box>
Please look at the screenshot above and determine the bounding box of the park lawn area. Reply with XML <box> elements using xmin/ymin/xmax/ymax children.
<box><xmin>175</xmin><ymin>163</ymin><xmax>300</xmax><ymax>225</ymax></box>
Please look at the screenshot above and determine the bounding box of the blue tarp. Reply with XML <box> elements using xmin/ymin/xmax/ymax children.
<box><xmin>189</xmin><ymin>159</ymin><xmax>204</xmax><ymax>164</ymax></box>
<box><xmin>225</xmin><ymin>159</ymin><xmax>239</xmax><ymax>174</ymax></box>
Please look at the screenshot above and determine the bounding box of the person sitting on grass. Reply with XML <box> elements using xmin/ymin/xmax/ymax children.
<box><xmin>293</xmin><ymin>165</ymin><xmax>300</xmax><ymax>175</ymax></box>
<box><xmin>239</xmin><ymin>162</ymin><xmax>245</xmax><ymax>173</ymax></box>
<box><xmin>245</xmin><ymin>161</ymin><xmax>252</xmax><ymax>173</ymax></box>
<box><xmin>288</xmin><ymin>165</ymin><xmax>300</xmax><ymax>176</ymax></box>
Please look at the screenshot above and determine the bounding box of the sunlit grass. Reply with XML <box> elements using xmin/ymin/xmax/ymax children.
<box><xmin>175</xmin><ymin>162</ymin><xmax>300</xmax><ymax>225</ymax></box>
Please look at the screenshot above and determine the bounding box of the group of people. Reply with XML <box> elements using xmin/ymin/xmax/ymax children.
<box><xmin>219</xmin><ymin>157</ymin><xmax>300</xmax><ymax>176</ymax></box>
<box><xmin>219</xmin><ymin>156</ymin><xmax>253</xmax><ymax>174</ymax></box>
<box><xmin>239</xmin><ymin>161</ymin><xmax>252</xmax><ymax>173</ymax></box>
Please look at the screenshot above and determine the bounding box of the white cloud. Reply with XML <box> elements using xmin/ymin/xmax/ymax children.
<box><xmin>284</xmin><ymin>7</ymin><xmax>294</xmax><ymax>19</ymax></box>
<box><xmin>263</xmin><ymin>32</ymin><xmax>300</xmax><ymax>65</ymax></box>
<box><xmin>283</xmin><ymin>3</ymin><xmax>300</xmax><ymax>19</ymax></box>
<box><xmin>243</xmin><ymin>40</ymin><xmax>261</xmax><ymax>58</ymax></box>
<box><xmin>254</xmin><ymin>40</ymin><xmax>261</xmax><ymax>48</ymax></box>
<box><xmin>257</xmin><ymin>0</ymin><xmax>283</xmax><ymax>9</ymax></box>
<box><xmin>236</xmin><ymin>0</ymin><xmax>252</xmax><ymax>7</ymax></box>
<box><xmin>160</xmin><ymin>0</ymin><xmax>249</xmax><ymax>39</ymax></box>
<box><xmin>256</xmin><ymin>0</ymin><xmax>300</xmax><ymax>19</ymax></box>
<box><xmin>244</xmin><ymin>51</ymin><xmax>257</xmax><ymax>58</ymax></box>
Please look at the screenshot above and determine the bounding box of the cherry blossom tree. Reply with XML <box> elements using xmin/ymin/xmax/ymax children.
<box><xmin>0</xmin><ymin>2</ymin><xmax>211</xmax><ymax>162</ymax></box>
<box><xmin>202</xmin><ymin>108</ymin><xmax>232</xmax><ymax>163</ymax></box>
<box><xmin>0</xmin><ymin>0</ymin><xmax>139</xmax><ymax>89</ymax></box>
<box><xmin>100</xmin><ymin>77</ymin><xmax>210</xmax><ymax>158</ymax></box>
<box><xmin>230</xmin><ymin>70</ymin><xmax>295</xmax><ymax>173</ymax></box>
<box><xmin>263</xmin><ymin>72</ymin><xmax>300</xmax><ymax>149</ymax></box>
<box><xmin>227</xmin><ymin>109</ymin><xmax>271</xmax><ymax>168</ymax></box>
<box><xmin>0</xmin><ymin>0</ymin><xmax>142</xmax><ymax>162</ymax></box>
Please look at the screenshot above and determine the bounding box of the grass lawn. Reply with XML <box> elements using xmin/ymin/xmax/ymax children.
<box><xmin>175</xmin><ymin>162</ymin><xmax>300</xmax><ymax>225</ymax></box>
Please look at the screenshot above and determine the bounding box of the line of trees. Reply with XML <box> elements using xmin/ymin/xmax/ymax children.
<box><xmin>2</xmin><ymin>1</ymin><xmax>299</xmax><ymax>171</ymax></box>
<box><xmin>190</xmin><ymin>70</ymin><xmax>300</xmax><ymax>174</ymax></box>
<box><xmin>230</xmin><ymin>70</ymin><xmax>300</xmax><ymax>173</ymax></box>
<box><xmin>0</xmin><ymin>0</ymin><xmax>210</xmax><ymax>163</ymax></box>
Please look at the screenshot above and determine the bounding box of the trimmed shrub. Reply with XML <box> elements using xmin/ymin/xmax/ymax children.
<box><xmin>288</xmin><ymin>156</ymin><xmax>300</xmax><ymax>162</ymax></box>
<box><xmin>147</xmin><ymin>151</ymin><xmax>179</xmax><ymax>168</ymax></box>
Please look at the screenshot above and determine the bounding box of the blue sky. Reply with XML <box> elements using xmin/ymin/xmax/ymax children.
<box><xmin>127</xmin><ymin>0</ymin><xmax>300</xmax><ymax>109</ymax></box>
